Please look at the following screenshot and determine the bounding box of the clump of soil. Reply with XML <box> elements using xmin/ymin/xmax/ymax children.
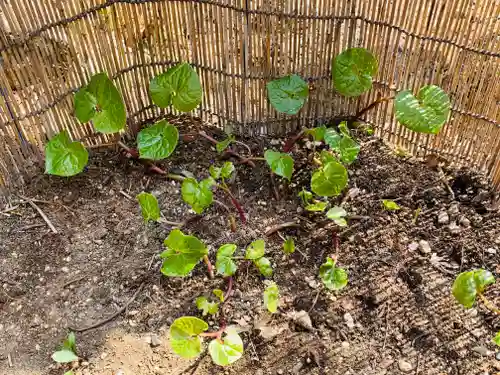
<box><xmin>1</xmin><ymin>117</ymin><xmax>499</xmax><ymax>375</ymax></box>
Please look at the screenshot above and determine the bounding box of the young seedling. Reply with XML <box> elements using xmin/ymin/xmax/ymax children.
<box><xmin>263</xmin><ymin>281</ymin><xmax>280</xmax><ymax>313</ymax></box>
<box><xmin>264</xmin><ymin>150</ymin><xmax>294</xmax><ymax>181</ymax></box>
<box><xmin>319</xmin><ymin>255</ymin><xmax>348</xmax><ymax>291</ymax></box>
<box><xmin>298</xmin><ymin>189</ymin><xmax>328</xmax><ymax>212</ymax></box>
<box><xmin>326</xmin><ymin>206</ymin><xmax>348</xmax><ymax>227</ymax></box>
<box><xmin>52</xmin><ymin>332</ymin><xmax>78</xmax><ymax>364</ymax></box>
<box><xmin>45</xmin><ymin>130</ymin><xmax>89</xmax><ymax>177</ymax></box>
<box><xmin>160</xmin><ymin>229</ymin><xmax>213</xmax><ymax>278</ymax></box>
<box><xmin>137</xmin><ymin>120</ymin><xmax>179</xmax><ymax>160</ymax></box>
<box><xmin>283</xmin><ymin>237</ymin><xmax>295</xmax><ymax>255</ymax></box>
<box><xmin>215</xmin><ymin>240</ymin><xmax>272</xmax><ymax>278</ymax></box>
<box><xmin>170</xmin><ymin>317</ymin><xmax>243</xmax><ymax>366</ymax></box>
<box><xmin>196</xmin><ymin>289</ymin><xmax>225</xmax><ymax>316</ymax></box>
<box><xmin>245</xmin><ymin>239</ymin><xmax>273</xmax><ymax>277</ymax></box>
<box><xmin>382</xmin><ymin>199</ymin><xmax>401</xmax><ymax>211</ymax></box>
<box><xmin>137</xmin><ymin>192</ymin><xmax>161</xmax><ymax>222</ymax></box>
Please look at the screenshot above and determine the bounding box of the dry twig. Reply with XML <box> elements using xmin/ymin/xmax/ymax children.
<box><xmin>23</xmin><ymin>198</ymin><xmax>58</xmax><ymax>234</ymax></box>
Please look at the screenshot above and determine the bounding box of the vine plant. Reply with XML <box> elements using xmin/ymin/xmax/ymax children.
<box><xmin>43</xmin><ymin>45</ymin><xmax>452</xmax><ymax>368</ymax></box>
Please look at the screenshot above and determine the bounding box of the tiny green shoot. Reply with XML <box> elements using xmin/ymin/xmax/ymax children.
<box><xmin>326</xmin><ymin>206</ymin><xmax>347</xmax><ymax>227</ymax></box>
<box><xmin>52</xmin><ymin>332</ymin><xmax>78</xmax><ymax>363</ymax></box>
<box><xmin>283</xmin><ymin>237</ymin><xmax>295</xmax><ymax>254</ymax></box>
<box><xmin>137</xmin><ymin>192</ymin><xmax>160</xmax><ymax>222</ymax></box>
<box><xmin>319</xmin><ymin>257</ymin><xmax>348</xmax><ymax>291</ymax></box>
<box><xmin>382</xmin><ymin>199</ymin><xmax>401</xmax><ymax>211</ymax></box>
<box><xmin>263</xmin><ymin>281</ymin><xmax>279</xmax><ymax>313</ymax></box>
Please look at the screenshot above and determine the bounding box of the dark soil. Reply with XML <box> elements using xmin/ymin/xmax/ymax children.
<box><xmin>1</xmin><ymin>116</ymin><xmax>499</xmax><ymax>375</ymax></box>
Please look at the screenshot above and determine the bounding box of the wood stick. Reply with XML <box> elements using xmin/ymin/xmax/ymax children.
<box><xmin>24</xmin><ymin>199</ymin><xmax>58</xmax><ymax>234</ymax></box>
<box><xmin>265</xmin><ymin>221</ymin><xmax>300</xmax><ymax>236</ymax></box>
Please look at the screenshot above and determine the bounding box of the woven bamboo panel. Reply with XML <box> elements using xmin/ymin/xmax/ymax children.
<box><xmin>0</xmin><ymin>0</ymin><xmax>498</xmax><ymax>190</ymax></box>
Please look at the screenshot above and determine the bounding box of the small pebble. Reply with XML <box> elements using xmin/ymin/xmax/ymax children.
<box><xmin>150</xmin><ymin>334</ymin><xmax>162</xmax><ymax>347</ymax></box>
<box><xmin>472</xmin><ymin>346</ymin><xmax>492</xmax><ymax>356</ymax></box>
<box><xmin>398</xmin><ymin>359</ymin><xmax>413</xmax><ymax>373</ymax></box>
<box><xmin>448</xmin><ymin>222</ymin><xmax>461</xmax><ymax>234</ymax></box>
<box><xmin>486</xmin><ymin>248</ymin><xmax>497</xmax><ymax>255</ymax></box>
<box><xmin>418</xmin><ymin>240</ymin><xmax>431</xmax><ymax>254</ymax></box>
<box><xmin>437</xmin><ymin>211</ymin><xmax>450</xmax><ymax>225</ymax></box>
<box><xmin>448</xmin><ymin>202</ymin><xmax>460</xmax><ymax>216</ymax></box>
<box><xmin>459</xmin><ymin>216</ymin><xmax>471</xmax><ymax>228</ymax></box>
<box><xmin>496</xmin><ymin>352</ymin><xmax>500</xmax><ymax>361</ymax></box>
<box><xmin>408</xmin><ymin>242</ymin><xmax>419</xmax><ymax>252</ymax></box>
<box><xmin>277</xmin><ymin>370</ymin><xmax>284</xmax><ymax>375</ymax></box>
<box><xmin>344</xmin><ymin>312</ymin><xmax>355</xmax><ymax>329</ymax></box>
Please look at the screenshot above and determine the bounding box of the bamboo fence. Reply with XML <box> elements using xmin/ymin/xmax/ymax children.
<box><xmin>0</xmin><ymin>0</ymin><xmax>499</xmax><ymax>190</ymax></box>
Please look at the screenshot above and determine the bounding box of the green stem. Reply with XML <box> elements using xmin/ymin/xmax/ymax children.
<box><xmin>478</xmin><ymin>293</ymin><xmax>500</xmax><ymax>315</ymax></box>
<box><xmin>166</xmin><ymin>173</ymin><xmax>185</xmax><ymax>182</ymax></box>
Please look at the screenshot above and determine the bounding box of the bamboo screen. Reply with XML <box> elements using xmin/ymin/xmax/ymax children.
<box><xmin>0</xmin><ymin>0</ymin><xmax>499</xmax><ymax>190</ymax></box>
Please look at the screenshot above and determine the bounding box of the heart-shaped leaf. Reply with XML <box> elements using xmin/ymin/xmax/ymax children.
<box><xmin>149</xmin><ymin>63</ymin><xmax>202</xmax><ymax>112</ymax></box>
<box><xmin>493</xmin><ymin>331</ymin><xmax>500</xmax><ymax>346</ymax></box>
<box><xmin>137</xmin><ymin>120</ymin><xmax>179</xmax><ymax>160</ymax></box>
<box><xmin>160</xmin><ymin>229</ymin><xmax>208</xmax><ymax>277</ymax></box>
<box><xmin>332</xmin><ymin>48</ymin><xmax>378</xmax><ymax>97</ymax></box>
<box><xmin>52</xmin><ymin>350</ymin><xmax>78</xmax><ymax>363</ymax></box>
<box><xmin>319</xmin><ymin>258</ymin><xmax>348</xmax><ymax>290</ymax></box>
<box><xmin>221</xmin><ymin>162</ymin><xmax>235</xmax><ymax>180</ymax></box>
<box><xmin>264</xmin><ymin>282</ymin><xmax>279</xmax><ymax>313</ymax></box>
<box><xmin>245</xmin><ymin>239</ymin><xmax>265</xmax><ymax>260</ymax></box>
<box><xmin>170</xmin><ymin>317</ymin><xmax>208</xmax><ymax>358</ymax></box>
<box><xmin>382</xmin><ymin>199</ymin><xmax>400</xmax><ymax>211</ymax></box>
<box><xmin>283</xmin><ymin>237</ymin><xmax>295</xmax><ymax>254</ymax></box>
<box><xmin>136</xmin><ymin>192</ymin><xmax>160</xmax><ymax>222</ymax></box>
<box><xmin>452</xmin><ymin>269</ymin><xmax>495</xmax><ymax>308</ymax></box>
<box><xmin>74</xmin><ymin>73</ymin><xmax>126</xmax><ymax>133</ymax></box>
<box><xmin>394</xmin><ymin>85</ymin><xmax>451</xmax><ymax>134</ymax></box>
<box><xmin>208</xmin><ymin>327</ymin><xmax>244</xmax><ymax>366</ymax></box>
<box><xmin>267</xmin><ymin>74</ymin><xmax>309</xmax><ymax>115</ymax></box>
<box><xmin>264</xmin><ymin>150</ymin><xmax>294</xmax><ymax>180</ymax></box>
<box><xmin>209</xmin><ymin>165</ymin><xmax>222</xmax><ymax>180</ymax></box>
<box><xmin>306</xmin><ymin>126</ymin><xmax>327</xmax><ymax>142</ymax></box>
<box><xmin>45</xmin><ymin>130</ymin><xmax>89</xmax><ymax>177</ymax></box>
<box><xmin>326</xmin><ymin>206</ymin><xmax>347</xmax><ymax>227</ymax></box>
<box><xmin>212</xmin><ymin>289</ymin><xmax>224</xmax><ymax>302</ymax></box>
<box><xmin>181</xmin><ymin>177</ymin><xmax>215</xmax><ymax>214</ymax></box>
<box><xmin>325</xmin><ymin>129</ymin><xmax>360</xmax><ymax>164</ymax></box>
<box><xmin>254</xmin><ymin>257</ymin><xmax>273</xmax><ymax>277</ymax></box>
<box><xmin>196</xmin><ymin>296</ymin><xmax>219</xmax><ymax>316</ymax></box>
<box><xmin>216</xmin><ymin>135</ymin><xmax>235</xmax><ymax>153</ymax></box>
<box><xmin>311</xmin><ymin>161</ymin><xmax>348</xmax><ymax>197</ymax></box>
<box><xmin>216</xmin><ymin>244</ymin><xmax>238</xmax><ymax>277</ymax></box>
<box><xmin>305</xmin><ymin>201</ymin><xmax>328</xmax><ymax>212</ymax></box>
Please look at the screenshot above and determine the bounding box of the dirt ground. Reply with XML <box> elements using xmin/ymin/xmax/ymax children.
<box><xmin>1</xmin><ymin>118</ymin><xmax>500</xmax><ymax>375</ymax></box>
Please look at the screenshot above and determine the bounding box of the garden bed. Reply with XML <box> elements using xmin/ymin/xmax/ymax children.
<box><xmin>1</xmin><ymin>117</ymin><xmax>499</xmax><ymax>375</ymax></box>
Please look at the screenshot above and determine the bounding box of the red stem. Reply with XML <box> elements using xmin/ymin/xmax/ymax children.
<box><xmin>355</xmin><ymin>96</ymin><xmax>394</xmax><ymax>119</ymax></box>
<box><xmin>199</xmin><ymin>323</ymin><xmax>226</xmax><ymax>339</ymax></box>
<box><xmin>198</xmin><ymin>131</ymin><xmax>256</xmax><ymax>168</ymax></box>
<box><xmin>203</xmin><ymin>255</ymin><xmax>214</xmax><ymax>279</ymax></box>
<box><xmin>223</xmin><ymin>276</ymin><xmax>233</xmax><ymax>302</ymax></box>
<box><xmin>283</xmin><ymin>129</ymin><xmax>305</xmax><ymax>153</ymax></box>
<box><xmin>227</xmin><ymin>192</ymin><xmax>246</xmax><ymax>224</ymax></box>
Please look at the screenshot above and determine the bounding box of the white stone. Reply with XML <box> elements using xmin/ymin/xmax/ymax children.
<box><xmin>418</xmin><ymin>240</ymin><xmax>432</xmax><ymax>254</ymax></box>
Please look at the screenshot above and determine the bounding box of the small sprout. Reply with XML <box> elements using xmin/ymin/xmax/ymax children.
<box><xmin>216</xmin><ymin>134</ymin><xmax>235</xmax><ymax>153</ymax></box>
<box><xmin>263</xmin><ymin>281</ymin><xmax>279</xmax><ymax>313</ymax></box>
<box><xmin>338</xmin><ymin>121</ymin><xmax>350</xmax><ymax>136</ymax></box>
<box><xmin>52</xmin><ymin>332</ymin><xmax>78</xmax><ymax>363</ymax></box>
<box><xmin>298</xmin><ymin>189</ymin><xmax>313</xmax><ymax>205</ymax></box>
<box><xmin>493</xmin><ymin>331</ymin><xmax>500</xmax><ymax>346</ymax></box>
<box><xmin>137</xmin><ymin>120</ymin><xmax>179</xmax><ymax>160</ymax></box>
<box><xmin>45</xmin><ymin>130</ymin><xmax>89</xmax><ymax>177</ymax></box>
<box><xmin>319</xmin><ymin>150</ymin><xmax>337</xmax><ymax>165</ymax></box>
<box><xmin>149</xmin><ymin>62</ymin><xmax>202</xmax><ymax>112</ymax></box>
<box><xmin>382</xmin><ymin>199</ymin><xmax>401</xmax><ymax>211</ymax></box>
<box><xmin>136</xmin><ymin>192</ymin><xmax>160</xmax><ymax>222</ymax></box>
<box><xmin>254</xmin><ymin>257</ymin><xmax>273</xmax><ymax>277</ymax></box>
<box><xmin>311</xmin><ymin>161</ymin><xmax>348</xmax><ymax>197</ymax></box>
<box><xmin>264</xmin><ymin>150</ymin><xmax>294</xmax><ymax>181</ymax></box>
<box><xmin>74</xmin><ymin>72</ymin><xmax>126</xmax><ymax>133</ymax></box>
<box><xmin>220</xmin><ymin>161</ymin><xmax>235</xmax><ymax>180</ymax></box>
<box><xmin>266</xmin><ymin>74</ymin><xmax>309</xmax><ymax>115</ymax></box>
<box><xmin>283</xmin><ymin>237</ymin><xmax>295</xmax><ymax>254</ymax></box>
<box><xmin>305</xmin><ymin>201</ymin><xmax>328</xmax><ymax>212</ymax></box>
<box><xmin>170</xmin><ymin>317</ymin><xmax>208</xmax><ymax>358</ymax></box>
<box><xmin>181</xmin><ymin>177</ymin><xmax>215</xmax><ymax>214</ymax></box>
<box><xmin>209</xmin><ymin>165</ymin><xmax>222</xmax><ymax>179</ymax></box>
<box><xmin>394</xmin><ymin>85</ymin><xmax>451</xmax><ymax>134</ymax></box>
<box><xmin>452</xmin><ymin>269</ymin><xmax>495</xmax><ymax>308</ymax></box>
<box><xmin>212</xmin><ymin>289</ymin><xmax>224</xmax><ymax>302</ymax></box>
<box><xmin>64</xmin><ymin>372</ymin><xmax>75</xmax><ymax>375</ymax></box>
<box><xmin>306</xmin><ymin>126</ymin><xmax>327</xmax><ymax>141</ymax></box>
<box><xmin>324</xmin><ymin>127</ymin><xmax>360</xmax><ymax>164</ymax></box>
<box><xmin>208</xmin><ymin>327</ymin><xmax>244</xmax><ymax>366</ymax></box>
<box><xmin>160</xmin><ymin>229</ymin><xmax>208</xmax><ymax>277</ymax></box>
<box><xmin>245</xmin><ymin>239</ymin><xmax>266</xmax><ymax>260</ymax></box>
<box><xmin>216</xmin><ymin>244</ymin><xmax>238</xmax><ymax>277</ymax></box>
<box><xmin>332</xmin><ymin>47</ymin><xmax>378</xmax><ymax>97</ymax></box>
<box><xmin>326</xmin><ymin>206</ymin><xmax>347</xmax><ymax>227</ymax></box>
<box><xmin>319</xmin><ymin>257</ymin><xmax>348</xmax><ymax>290</ymax></box>
<box><xmin>196</xmin><ymin>296</ymin><xmax>219</xmax><ymax>316</ymax></box>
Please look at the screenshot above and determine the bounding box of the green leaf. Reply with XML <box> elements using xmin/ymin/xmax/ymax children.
<box><xmin>394</xmin><ymin>85</ymin><xmax>451</xmax><ymax>134</ymax></box>
<box><xmin>254</xmin><ymin>257</ymin><xmax>273</xmax><ymax>277</ymax></box>
<box><xmin>213</xmin><ymin>289</ymin><xmax>224</xmax><ymax>302</ymax></box>
<box><xmin>338</xmin><ymin>121</ymin><xmax>350</xmax><ymax>137</ymax></box>
<box><xmin>298</xmin><ymin>189</ymin><xmax>313</xmax><ymax>205</ymax></box>
<box><xmin>319</xmin><ymin>258</ymin><xmax>348</xmax><ymax>290</ymax></box>
<box><xmin>64</xmin><ymin>372</ymin><xmax>75</xmax><ymax>375</ymax></box>
<box><xmin>266</xmin><ymin>74</ymin><xmax>309</xmax><ymax>115</ymax></box>
<box><xmin>209</xmin><ymin>165</ymin><xmax>221</xmax><ymax>180</ymax></box>
<box><xmin>208</xmin><ymin>327</ymin><xmax>244</xmax><ymax>366</ymax></box>
<box><xmin>160</xmin><ymin>229</ymin><xmax>208</xmax><ymax>277</ymax></box>
<box><xmin>74</xmin><ymin>73</ymin><xmax>126</xmax><ymax>133</ymax></box>
<box><xmin>326</xmin><ymin>206</ymin><xmax>347</xmax><ymax>227</ymax></box>
<box><xmin>45</xmin><ymin>131</ymin><xmax>88</xmax><ymax>177</ymax></box>
<box><xmin>493</xmin><ymin>332</ymin><xmax>500</xmax><ymax>346</ymax></box>
<box><xmin>306</xmin><ymin>126</ymin><xmax>327</xmax><ymax>142</ymax></box>
<box><xmin>305</xmin><ymin>201</ymin><xmax>328</xmax><ymax>212</ymax></box>
<box><xmin>325</xmin><ymin>130</ymin><xmax>359</xmax><ymax>164</ymax></box>
<box><xmin>382</xmin><ymin>199</ymin><xmax>400</xmax><ymax>211</ymax></box>
<box><xmin>182</xmin><ymin>178</ymin><xmax>214</xmax><ymax>214</ymax></box>
<box><xmin>319</xmin><ymin>150</ymin><xmax>337</xmax><ymax>165</ymax></box>
<box><xmin>196</xmin><ymin>296</ymin><xmax>219</xmax><ymax>316</ymax></box>
<box><xmin>324</xmin><ymin>128</ymin><xmax>342</xmax><ymax>149</ymax></box>
<box><xmin>264</xmin><ymin>150</ymin><xmax>294</xmax><ymax>180</ymax></box>
<box><xmin>332</xmin><ymin>48</ymin><xmax>378</xmax><ymax>97</ymax></box>
<box><xmin>137</xmin><ymin>120</ymin><xmax>179</xmax><ymax>160</ymax></box>
<box><xmin>170</xmin><ymin>317</ymin><xmax>208</xmax><ymax>358</ymax></box>
<box><xmin>264</xmin><ymin>282</ymin><xmax>279</xmax><ymax>313</ymax></box>
<box><xmin>311</xmin><ymin>161</ymin><xmax>348</xmax><ymax>197</ymax></box>
<box><xmin>136</xmin><ymin>192</ymin><xmax>160</xmax><ymax>222</ymax></box>
<box><xmin>216</xmin><ymin>135</ymin><xmax>235</xmax><ymax>153</ymax></box>
<box><xmin>149</xmin><ymin>63</ymin><xmax>202</xmax><ymax>112</ymax></box>
<box><xmin>216</xmin><ymin>244</ymin><xmax>238</xmax><ymax>277</ymax></box>
<box><xmin>52</xmin><ymin>350</ymin><xmax>78</xmax><ymax>363</ymax></box>
<box><xmin>283</xmin><ymin>237</ymin><xmax>295</xmax><ymax>254</ymax></box>
<box><xmin>62</xmin><ymin>332</ymin><xmax>76</xmax><ymax>353</ymax></box>
<box><xmin>452</xmin><ymin>269</ymin><xmax>495</xmax><ymax>308</ymax></box>
<box><xmin>220</xmin><ymin>162</ymin><xmax>235</xmax><ymax>179</ymax></box>
<box><xmin>245</xmin><ymin>239</ymin><xmax>265</xmax><ymax>260</ymax></box>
